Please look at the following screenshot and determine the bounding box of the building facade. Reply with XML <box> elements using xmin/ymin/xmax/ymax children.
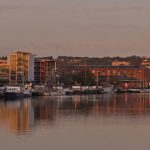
<box><xmin>8</xmin><ymin>51</ymin><xmax>34</xmax><ymax>84</ymax></box>
<box><xmin>0</xmin><ymin>60</ymin><xmax>10</xmax><ymax>82</ymax></box>
<box><xmin>90</xmin><ymin>66</ymin><xmax>150</xmax><ymax>88</ymax></box>
<box><xmin>34</xmin><ymin>58</ymin><xmax>56</xmax><ymax>84</ymax></box>
<box><xmin>112</xmin><ymin>61</ymin><xmax>130</xmax><ymax>66</ymax></box>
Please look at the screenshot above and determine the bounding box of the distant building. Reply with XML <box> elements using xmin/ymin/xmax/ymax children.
<box><xmin>112</xmin><ymin>61</ymin><xmax>130</xmax><ymax>66</ymax></box>
<box><xmin>141</xmin><ymin>60</ymin><xmax>150</xmax><ymax>68</ymax></box>
<box><xmin>56</xmin><ymin>56</ymin><xmax>85</xmax><ymax>76</ymax></box>
<box><xmin>90</xmin><ymin>66</ymin><xmax>150</xmax><ymax>88</ymax></box>
<box><xmin>8</xmin><ymin>51</ymin><xmax>34</xmax><ymax>84</ymax></box>
<box><xmin>34</xmin><ymin>58</ymin><xmax>56</xmax><ymax>84</ymax></box>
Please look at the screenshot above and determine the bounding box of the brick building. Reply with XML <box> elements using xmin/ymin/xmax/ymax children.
<box><xmin>90</xmin><ymin>66</ymin><xmax>150</xmax><ymax>88</ymax></box>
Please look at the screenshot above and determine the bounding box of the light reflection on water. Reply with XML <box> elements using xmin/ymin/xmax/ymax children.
<box><xmin>1</xmin><ymin>94</ymin><xmax>150</xmax><ymax>150</ymax></box>
<box><xmin>0</xmin><ymin>93</ymin><xmax>150</xmax><ymax>135</ymax></box>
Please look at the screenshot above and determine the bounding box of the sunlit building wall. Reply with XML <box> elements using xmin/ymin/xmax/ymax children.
<box><xmin>91</xmin><ymin>66</ymin><xmax>150</xmax><ymax>88</ymax></box>
<box><xmin>0</xmin><ymin>60</ymin><xmax>10</xmax><ymax>81</ymax></box>
<box><xmin>8</xmin><ymin>51</ymin><xmax>34</xmax><ymax>84</ymax></box>
<box><xmin>112</xmin><ymin>61</ymin><xmax>130</xmax><ymax>66</ymax></box>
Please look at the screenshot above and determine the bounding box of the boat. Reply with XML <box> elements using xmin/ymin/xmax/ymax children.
<box><xmin>31</xmin><ymin>85</ymin><xmax>45</xmax><ymax>96</ymax></box>
<box><xmin>4</xmin><ymin>86</ymin><xmax>21</xmax><ymax>100</ymax></box>
<box><xmin>71</xmin><ymin>86</ymin><xmax>104</xmax><ymax>95</ymax></box>
<box><xmin>127</xmin><ymin>89</ymin><xmax>141</xmax><ymax>93</ymax></box>
<box><xmin>0</xmin><ymin>87</ymin><xmax>5</xmax><ymax>98</ymax></box>
<box><xmin>115</xmin><ymin>88</ymin><xmax>126</xmax><ymax>93</ymax></box>
<box><xmin>139</xmin><ymin>89</ymin><xmax>150</xmax><ymax>93</ymax></box>
<box><xmin>65</xmin><ymin>88</ymin><xmax>74</xmax><ymax>95</ymax></box>
<box><xmin>50</xmin><ymin>87</ymin><xmax>66</xmax><ymax>96</ymax></box>
<box><xmin>22</xmin><ymin>89</ymin><xmax>32</xmax><ymax>98</ymax></box>
<box><xmin>72</xmin><ymin>86</ymin><xmax>82</xmax><ymax>95</ymax></box>
<box><xmin>102</xmin><ymin>85</ymin><xmax>114</xmax><ymax>93</ymax></box>
<box><xmin>43</xmin><ymin>92</ymin><xmax>51</xmax><ymax>96</ymax></box>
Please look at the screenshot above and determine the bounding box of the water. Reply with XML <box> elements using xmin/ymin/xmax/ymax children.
<box><xmin>0</xmin><ymin>93</ymin><xmax>150</xmax><ymax>150</ymax></box>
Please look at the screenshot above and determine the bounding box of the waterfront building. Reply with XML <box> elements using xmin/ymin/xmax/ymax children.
<box><xmin>56</xmin><ymin>57</ymin><xmax>132</xmax><ymax>77</ymax></box>
<box><xmin>56</xmin><ymin>56</ymin><xmax>150</xmax><ymax>88</ymax></box>
<box><xmin>90</xmin><ymin>66</ymin><xmax>150</xmax><ymax>88</ymax></box>
<box><xmin>8</xmin><ymin>51</ymin><xmax>34</xmax><ymax>84</ymax></box>
<box><xmin>0</xmin><ymin>60</ymin><xmax>10</xmax><ymax>82</ymax></box>
<box><xmin>34</xmin><ymin>57</ymin><xmax>56</xmax><ymax>84</ymax></box>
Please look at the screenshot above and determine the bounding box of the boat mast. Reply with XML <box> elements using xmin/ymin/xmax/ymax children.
<box><xmin>84</xmin><ymin>59</ymin><xmax>87</xmax><ymax>86</ymax></box>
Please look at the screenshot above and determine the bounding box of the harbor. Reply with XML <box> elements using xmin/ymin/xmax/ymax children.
<box><xmin>0</xmin><ymin>93</ymin><xmax>150</xmax><ymax>150</ymax></box>
<box><xmin>1</xmin><ymin>54</ymin><xmax>150</xmax><ymax>149</ymax></box>
<box><xmin>1</xmin><ymin>0</ymin><xmax>150</xmax><ymax>149</ymax></box>
<box><xmin>1</xmin><ymin>52</ymin><xmax>150</xmax><ymax>101</ymax></box>
<box><xmin>1</xmin><ymin>83</ymin><xmax>150</xmax><ymax>101</ymax></box>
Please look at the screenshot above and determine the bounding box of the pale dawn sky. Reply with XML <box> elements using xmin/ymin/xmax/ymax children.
<box><xmin>0</xmin><ymin>0</ymin><xmax>150</xmax><ymax>57</ymax></box>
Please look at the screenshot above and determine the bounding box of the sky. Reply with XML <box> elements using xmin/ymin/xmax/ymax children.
<box><xmin>0</xmin><ymin>0</ymin><xmax>150</xmax><ymax>57</ymax></box>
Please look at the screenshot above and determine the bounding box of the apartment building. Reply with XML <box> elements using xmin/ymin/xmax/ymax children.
<box><xmin>0</xmin><ymin>60</ymin><xmax>10</xmax><ymax>81</ymax></box>
<box><xmin>34</xmin><ymin>58</ymin><xmax>56</xmax><ymax>84</ymax></box>
<box><xmin>8</xmin><ymin>51</ymin><xmax>34</xmax><ymax>84</ymax></box>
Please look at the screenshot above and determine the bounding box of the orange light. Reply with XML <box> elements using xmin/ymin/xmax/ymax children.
<box><xmin>92</xmin><ymin>70</ymin><xmax>95</xmax><ymax>74</ymax></box>
<box><xmin>125</xmin><ymin>83</ymin><xmax>128</xmax><ymax>88</ymax></box>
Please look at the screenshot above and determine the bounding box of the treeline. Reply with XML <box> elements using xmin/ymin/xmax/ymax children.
<box><xmin>0</xmin><ymin>55</ymin><xmax>148</xmax><ymax>66</ymax></box>
<box><xmin>59</xmin><ymin>71</ymin><xmax>96</xmax><ymax>86</ymax></box>
<box><xmin>57</xmin><ymin>55</ymin><xmax>148</xmax><ymax>66</ymax></box>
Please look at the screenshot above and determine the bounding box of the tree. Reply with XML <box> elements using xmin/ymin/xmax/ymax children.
<box><xmin>59</xmin><ymin>74</ymin><xmax>74</xmax><ymax>86</ymax></box>
<box><xmin>73</xmin><ymin>71</ymin><xmax>96</xmax><ymax>86</ymax></box>
<box><xmin>0</xmin><ymin>79</ymin><xmax>9</xmax><ymax>86</ymax></box>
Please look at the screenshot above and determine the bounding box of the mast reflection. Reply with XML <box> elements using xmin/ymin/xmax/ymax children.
<box><xmin>0</xmin><ymin>94</ymin><xmax>150</xmax><ymax>134</ymax></box>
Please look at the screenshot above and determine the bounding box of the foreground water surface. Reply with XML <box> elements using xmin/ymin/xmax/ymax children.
<box><xmin>0</xmin><ymin>93</ymin><xmax>150</xmax><ymax>150</ymax></box>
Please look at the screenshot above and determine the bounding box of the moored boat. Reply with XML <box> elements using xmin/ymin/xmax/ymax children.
<box><xmin>4</xmin><ymin>86</ymin><xmax>21</xmax><ymax>100</ymax></box>
<box><xmin>22</xmin><ymin>89</ymin><xmax>32</xmax><ymax>98</ymax></box>
<box><xmin>43</xmin><ymin>92</ymin><xmax>51</xmax><ymax>96</ymax></box>
<box><xmin>139</xmin><ymin>89</ymin><xmax>150</xmax><ymax>93</ymax></box>
<box><xmin>0</xmin><ymin>87</ymin><xmax>5</xmax><ymax>98</ymax></box>
<box><xmin>127</xmin><ymin>89</ymin><xmax>141</xmax><ymax>93</ymax></box>
<box><xmin>115</xmin><ymin>88</ymin><xmax>126</xmax><ymax>93</ymax></box>
<box><xmin>65</xmin><ymin>88</ymin><xmax>74</xmax><ymax>95</ymax></box>
<box><xmin>102</xmin><ymin>85</ymin><xmax>114</xmax><ymax>93</ymax></box>
<box><xmin>50</xmin><ymin>87</ymin><xmax>66</xmax><ymax>96</ymax></box>
<box><xmin>31</xmin><ymin>85</ymin><xmax>45</xmax><ymax>96</ymax></box>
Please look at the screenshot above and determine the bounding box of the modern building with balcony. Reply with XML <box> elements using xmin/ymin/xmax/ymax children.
<box><xmin>0</xmin><ymin>60</ymin><xmax>10</xmax><ymax>82</ymax></box>
<box><xmin>8</xmin><ymin>51</ymin><xmax>34</xmax><ymax>84</ymax></box>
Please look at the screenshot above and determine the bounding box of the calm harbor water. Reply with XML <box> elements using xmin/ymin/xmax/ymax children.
<box><xmin>0</xmin><ymin>93</ymin><xmax>150</xmax><ymax>150</ymax></box>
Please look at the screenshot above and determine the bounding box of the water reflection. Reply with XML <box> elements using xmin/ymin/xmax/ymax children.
<box><xmin>0</xmin><ymin>93</ymin><xmax>150</xmax><ymax>135</ymax></box>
